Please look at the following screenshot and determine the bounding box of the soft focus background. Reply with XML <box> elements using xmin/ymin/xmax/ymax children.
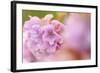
<box><xmin>22</xmin><ymin>10</ymin><xmax>67</xmax><ymax>24</ymax></box>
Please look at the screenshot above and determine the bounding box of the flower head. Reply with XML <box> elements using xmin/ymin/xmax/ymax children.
<box><xmin>23</xmin><ymin>14</ymin><xmax>64</xmax><ymax>62</ymax></box>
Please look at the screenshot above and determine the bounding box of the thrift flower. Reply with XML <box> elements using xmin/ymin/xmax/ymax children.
<box><xmin>23</xmin><ymin>14</ymin><xmax>64</xmax><ymax>62</ymax></box>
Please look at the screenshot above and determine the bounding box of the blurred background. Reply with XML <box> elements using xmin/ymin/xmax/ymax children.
<box><xmin>22</xmin><ymin>10</ymin><xmax>68</xmax><ymax>24</ymax></box>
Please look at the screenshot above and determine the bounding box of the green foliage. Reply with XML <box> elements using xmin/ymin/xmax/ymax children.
<box><xmin>22</xmin><ymin>10</ymin><xmax>67</xmax><ymax>25</ymax></box>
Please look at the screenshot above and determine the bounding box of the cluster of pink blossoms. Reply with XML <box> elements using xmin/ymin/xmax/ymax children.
<box><xmin>23</xmin><ymin>14</ymin><xmax>64</xmax><ymax>62</ymax></box>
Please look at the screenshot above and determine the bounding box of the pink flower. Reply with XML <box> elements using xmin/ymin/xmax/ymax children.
<box><xmin>23</xmin><ymin>14</ymin><xmax>64</xmax><ymax>62</ymax></box>
<box><xmin>42</xmin><ymin>24</ymin><xmax>63</xmax><ymax>54</ymax></box>
<box><xmin>63</xmin><ymin>13</ymin><xmax>90</xmax><ymax>51</ymax></box>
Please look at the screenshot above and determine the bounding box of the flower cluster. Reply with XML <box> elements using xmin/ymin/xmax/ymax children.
<box><xmin>23</xmin><ymin>14</ymin><xmax>64</xmax><ymax>62</ymax></box>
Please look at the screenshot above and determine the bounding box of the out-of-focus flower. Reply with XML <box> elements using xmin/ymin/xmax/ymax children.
<box><xmin>23</xmin><ymin>14</ymin><xmax>64</xmax><ymax>62</ymax></box>
<box><xmin>62</xmin><ymin>13</ymin><xmax>90</xmax><ymax>51</ymax></box>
